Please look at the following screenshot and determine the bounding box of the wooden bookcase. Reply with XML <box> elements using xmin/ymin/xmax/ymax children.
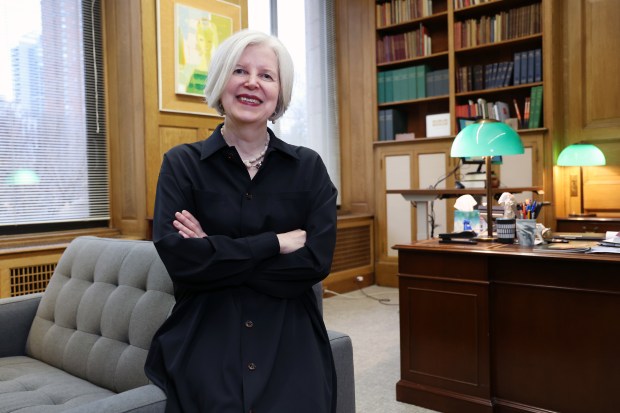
<box><xmin>375</xmin><ymin>0</ymin><xmax>545</xmax><ymax>139</ymax></box>
<box><xmin>373</xmin><ymin>0</ymin><xmax>549</xmax><ymax>286</ymax></box>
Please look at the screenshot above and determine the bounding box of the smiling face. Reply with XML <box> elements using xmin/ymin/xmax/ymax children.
<box><xmin>220</xmin><ymin>43</ymin><xmax>280</xmax><ymax>127</ymax></box>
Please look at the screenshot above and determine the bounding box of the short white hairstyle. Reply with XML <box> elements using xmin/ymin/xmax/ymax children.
<box><xmin>204</xmin><ymin>29</ymin><xmax>294</xmax><ymax>122</ymax></box>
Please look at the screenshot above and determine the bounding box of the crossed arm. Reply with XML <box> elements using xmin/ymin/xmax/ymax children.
<box><xmin>173</xmin><ymin>210</ymin><xmax>307</xmax><ymax>255</ymax></box>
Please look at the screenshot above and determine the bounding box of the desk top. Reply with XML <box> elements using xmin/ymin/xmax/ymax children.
<box><xmin>394</xmin><ymin>239</ymin><xmax>620</xmax><ymax>263</ymax></box>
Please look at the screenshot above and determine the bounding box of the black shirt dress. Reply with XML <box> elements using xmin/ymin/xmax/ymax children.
<box><xmin>144</xmin><ymin>124</ymin><xmax>338</xmax><ymax>413</ymax></box>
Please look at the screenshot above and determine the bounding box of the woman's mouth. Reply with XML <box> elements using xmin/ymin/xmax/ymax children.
<box><xmin>238</xmin><ymin>95</ymin><xmax>262</xmax><ymax>105</ymax></box>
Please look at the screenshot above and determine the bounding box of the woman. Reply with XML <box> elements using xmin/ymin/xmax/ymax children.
<box><xmin>145</xmin><ymin>29</ymin><xmax>338</xmax><ymax>413</ymax></box>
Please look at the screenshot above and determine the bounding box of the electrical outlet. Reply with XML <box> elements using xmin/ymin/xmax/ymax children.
<box><xmin>355</xmin><ymin>275</ymin><xmax>364</xmax><ymax>283</ymax></box>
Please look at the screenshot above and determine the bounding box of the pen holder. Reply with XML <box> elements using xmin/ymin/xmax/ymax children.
<box><xmin>516</xmin><ymin>219</ymin><xmax>537</xmax><ymax>247</ymax></box>
<box><xmin>496</xmin><ymin>218</ymin><xmax>516</xmax><ymax>244</ymax></box>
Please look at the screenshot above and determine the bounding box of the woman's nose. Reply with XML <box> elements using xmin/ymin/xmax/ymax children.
<box><xmin>245</xmin><ymin>73</ymin><xmax>259</xmax><ymax>88</ymax></box>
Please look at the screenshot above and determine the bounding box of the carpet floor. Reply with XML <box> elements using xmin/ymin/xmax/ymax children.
<box><xmin>323</xmin><ymin>285</ymin><xmax>439</xmax><ymax>413</ymax></box>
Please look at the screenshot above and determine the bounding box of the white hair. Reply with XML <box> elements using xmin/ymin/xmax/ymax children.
<box><xmin>204</xmin><ymin>29</ymin><xmax>294</xmax><ymax>121</ymax></box>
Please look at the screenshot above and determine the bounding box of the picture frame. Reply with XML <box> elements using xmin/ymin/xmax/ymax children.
<box><xmin>457</xmin><ymin>117</ymin><xmax>477</xmax><ymax>132</ymax></box>
<box><xmin>157</xmin><ymin>0</ymin><xmax>243</xmax><ymax>115</ymax></box>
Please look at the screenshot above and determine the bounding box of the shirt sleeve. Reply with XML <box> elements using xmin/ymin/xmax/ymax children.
<box><xmin>246</xmin><ymin>155</ymin><xmax>338</xmax><ymax>299</ymax></box>
<box><xmin>152</xmin><ymin>153</ymin><xmax>280</xmax><ymax>292</ymax></box>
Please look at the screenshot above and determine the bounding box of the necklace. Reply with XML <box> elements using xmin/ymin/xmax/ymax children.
<box><xmin>222</xmin><ymin>126</ymin><xmax>270</xmax><ymax>170</ymax></box>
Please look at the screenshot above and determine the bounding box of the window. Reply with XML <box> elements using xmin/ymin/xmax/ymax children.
<box><xmin>0</xmin><ymin>0</ymin><xmax>108</xmax><ymax>235</ymax></box>
<box><xmin>248</xmin><ymin>0</ymin><xmax>341</xmax><ymax>199</ymax></box>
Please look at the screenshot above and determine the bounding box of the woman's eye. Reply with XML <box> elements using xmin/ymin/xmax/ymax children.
<box><xmin>261</xmin><ymin>73</ymin><xmax>275</xmax><ymax>81</ymax></box>
<box><xmin>233</xmin><ymin>68</ymin><xmax>246</xmax><ymax>75</ymax></box>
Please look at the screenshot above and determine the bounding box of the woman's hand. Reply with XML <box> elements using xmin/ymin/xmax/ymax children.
<box><xmin>173</xmin><ymin>210</ymin><xmax>207</xmax><ymax>238</ymax></box>
<box><xmin>277</xmin><ymin>229</ymin><xmax>306</xmax><ymax>254</ymax></box>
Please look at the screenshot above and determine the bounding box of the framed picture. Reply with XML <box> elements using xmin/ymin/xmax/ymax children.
<box><xmin>457</xmin><ymin>117</ymin><xmax>477</xmax><ymax>132</ymax></box>
<box><xmin>157</xmin><ymin>0</ymin><xmax>243</xmax><ymax>115</ymax></box>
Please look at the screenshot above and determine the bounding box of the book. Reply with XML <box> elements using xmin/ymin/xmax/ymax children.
<box><xmin>460</xmin><ymin>180</ymin><xmax>486</xmax><ymax>188</ymax></box>
<box><xmin>426</xmin><ymin>70</ymin><xmax>436</xmax><ymax>97</ymax></box>
<box><xmin>494</xmin><ymin>101</ymin><xmax>510</xmax><ymax>122</ymax></box>
<box><xmin>378</xmin><ymin>109</ymin><xmax>386</xmax><ymax>141</ymax></box>
<box><xmin>503</xmin><ymin>62</ymin><xmax>514</xmax><ymax>87</ymax></box>
<box><xmin>416</xmin><ymin>65</ymin><xmax>428</xmax><ymax>98</ymax></box>
<box><xmin>384</xmin><ymin>70</ymin><xmax>394</xmax><ymax>102</ymax></box>
<box><xmin>513</xmin><ymin>98</ymin><xmax>523</xmax><ymax>129</ymax></box>
<box><xmin>513</xmin><ymin>51</ymin><xmax>521</xmax><ymax>86</ymax></box>
<box><xmin>407</xmin><ymin>66</ymin><xmax>417</xmax><ymax>100</ymax></box>
<box><xmin>527</xmin><ymin>49</ymin><xmax>535</xmax><ymax>83</ymax></box>
<box><xmin>520</xmin><ymin>50</ymin><xmax>528</xmax><ymax>84</ymax></box>
<box><xmin>384</xmin><ymin>108</ymin><xmax>408</xmax><ymax>140</ymax></box>
<box><xmin>523</xmin><ymin>96</ymin><xmax>531</xmax><ymax>127</ymax></box>
<box><xmin>528</xmin><ymin>85</ymin><xmax>543</xmax><ymax>128</ymax></box>
<box><xmin>462</xmin><ymin>172</ymin><xmax>488</xmax><ymax>180</ymax></box>
<box><xmin>395</xmin><ymin>132</ymin><xmax>415</xmax><ymax>141</ymax></box>
<box><xmin>377</xmin><ymin>72</ymin><xmax>385</xmax><ymax>104</ymax></box>
<box><xmin>534</xmin><ymin>48</ymin><xmax>542</xmax><ymax>82</ymax></box>
<box><xmin>426</xmin><ymin>113</ymin><xmax>450</xmax><ymax>138</ymax></box>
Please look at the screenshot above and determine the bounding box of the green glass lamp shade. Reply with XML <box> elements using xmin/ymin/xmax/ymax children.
<box><xmin>451</xmin><ymin>119</ymin><xmax>524</xmax><ymax>157</ymax></box>
<box><xmin>557</xmin><ymin>143</ymin><xmax>606</xmax><ymax>166</ymax></box>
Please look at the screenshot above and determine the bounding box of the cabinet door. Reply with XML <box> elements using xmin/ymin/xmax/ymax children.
<box><xmin>385</xmin><ymin>153</ymin><xmax>413</xmax><ymax>257</ymax></box>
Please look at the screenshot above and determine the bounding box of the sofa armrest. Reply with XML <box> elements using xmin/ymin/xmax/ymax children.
<box><xmin>328</xmin><ymin>330</ymin><xmax>356</xmax><ymax>413</ymax></box>
<box><xmin>0</xmin><ymin>293</ymin><xmax>42</xmax><ymax>357</ymax></box>
<box><xmin>64</xmin><ymin>384</ymin><xmax>167</xmax><ymax>413</ymax></box>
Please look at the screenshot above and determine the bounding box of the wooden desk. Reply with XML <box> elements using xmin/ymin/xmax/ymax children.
<box><xmin>395</xmin><ymin>240</ymin><xmax>620</xmax><ymax>413</ymax></box>
<box><xmin>556</xmin><ymin>217</ymin><xmax>620</xmax><ymax>233</ymax></box>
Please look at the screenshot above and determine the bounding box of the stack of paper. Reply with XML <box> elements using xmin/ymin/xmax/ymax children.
<box><xmin>588</xmin><ymin>231</ymin><xmax>620</xmax><ymax>254</ymax></box>
<box><xmin>599</xmin><ymin>231</ymin><xmax>620</xmax><ymax>248</ymax></box>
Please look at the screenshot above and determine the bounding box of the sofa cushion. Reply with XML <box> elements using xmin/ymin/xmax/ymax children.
<box><xmin>0</xmin><ymin>356</ymin><xmax>115</xmax><ymax>412</ymax></box>
<box><xmin>25</xmin><ymin>237</ymin><xmax>175</xmax><ymax>394</ymax></box>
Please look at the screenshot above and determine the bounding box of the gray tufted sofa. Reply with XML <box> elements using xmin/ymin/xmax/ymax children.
<box><xmin>0</xmin><ymin>236</ymin><xmax>355</xmax><ymax>413</ymax></box>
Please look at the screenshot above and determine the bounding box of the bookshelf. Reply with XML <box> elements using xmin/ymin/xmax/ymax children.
<box><xmin>375</xmin><ymin>0</ymin><xmax>545</xmax><ymax>141</ymax></box>
<box><xmin>373</xmin><ymin>0</ymin><xmax>549</xmax><ymax>286</ymax></box>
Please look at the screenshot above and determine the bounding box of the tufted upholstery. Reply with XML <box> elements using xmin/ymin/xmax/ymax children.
<box><xmin>25</xmin><ymin>237</ymin><xmax>175</xmax><ymax>393</ymax></box>
<box><xmin>0</xmin><ymin>236</ymin><xmax>355</xmax><ymax>413</ymax></box>
<box><xmin>0</xmin><ymin>237</ymin><xmax>174</xmax><ymax>412</ymax></box>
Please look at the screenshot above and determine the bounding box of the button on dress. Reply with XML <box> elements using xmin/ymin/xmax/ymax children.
<box><xmin>145</xmin><ymin>125</ymin><xmax>338</xmax><ymax>413</ymax></box>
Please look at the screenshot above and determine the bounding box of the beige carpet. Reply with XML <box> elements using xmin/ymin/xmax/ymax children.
<box><xmin>323</xmin><ymin>285</ymin><xmax>439</xmax><ymax>413</ymax></box>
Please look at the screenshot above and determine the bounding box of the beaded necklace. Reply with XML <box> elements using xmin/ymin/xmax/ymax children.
<box><xmin>222</xmin><ymin>126</ymin><xmax>270</xmax><ymax>170</ymax></box>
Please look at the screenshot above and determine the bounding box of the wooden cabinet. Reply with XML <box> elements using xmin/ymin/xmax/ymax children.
<box><xmin>556</xmin><ymin>217</ymin><xmax>620</xmax><ymax>233</ymax></box>
<box><xmin>396</xmin><ymin>240</ymin><xmax>620</xmax><ymax>413</ymax></box>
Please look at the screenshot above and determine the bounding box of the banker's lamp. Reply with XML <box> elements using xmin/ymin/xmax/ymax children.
<box><xmin>557</xmin><ymin>143</ymin><xmax>606</xmax><ymax>217</ymax></box>
<box><xmin>451</xmin><ymin>119</ymin><xmax>524</xmax><ymax>240</ymax></box>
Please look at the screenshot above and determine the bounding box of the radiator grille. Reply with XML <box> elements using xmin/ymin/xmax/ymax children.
<box><xmin>331</xmin><ymin>225</ymin><xmax>371</xmax><ymax>273</ymax></box>
<box><xmin>10</xmin><ymin>263</ymin><xmax>56</xmax><ymax>297</ymax></box>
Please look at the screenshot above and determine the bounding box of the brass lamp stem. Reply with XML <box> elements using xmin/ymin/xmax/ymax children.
<box><xmin>486</xmin><ymin>155</ymin><xmax>494</xmax><ymax>239</ymax></box>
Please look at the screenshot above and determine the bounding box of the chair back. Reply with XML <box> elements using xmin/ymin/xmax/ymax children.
<box><xmin>26</xmin><ymin>236</ymin><xmax>175</xmax><ymax>393</ymax></box>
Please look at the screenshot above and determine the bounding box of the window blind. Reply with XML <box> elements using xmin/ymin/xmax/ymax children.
<box><xmin>0</xmin><ymin>0</ymin><xmax>109</xmax><ymax>233</ymax></box>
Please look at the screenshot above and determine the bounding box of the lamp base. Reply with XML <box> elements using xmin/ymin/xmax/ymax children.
<box><xmin>475</xmin><ymin>231</ymin><xmax>496</xmax><ymax>242</ymax></box>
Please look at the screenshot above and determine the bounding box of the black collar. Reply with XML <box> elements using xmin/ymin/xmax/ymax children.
<box><xmin>200</xmin><ymin>123</ymin><xmax>300</xmax><ymax>161</ymax></box>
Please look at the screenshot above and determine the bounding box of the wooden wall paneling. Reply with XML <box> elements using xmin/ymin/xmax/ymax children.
<box><xmin>141</xmin><ymin>0</ymin><xmax>246</xmax><ymax>221</ymax></box>
<box><xmin>335</xmin><ymin>0</ymin><xmax>376</xmax><ymax>214</ymax></box>
<box><xmin>105</xmin><ymin>0</ymin><xmax>148</xmax><ymax>238</ymax></box>
<box><xmin>555</xmin><ymin>0</ymin><xmax>620</xmax><ymax>218</ymax></box>
<box><xmin>566</xmin><ymin>0</ymin><xmax>620</xmax><ymax>138</ymax></box>
<box><xmin>542</xmin><ymin>0</ymin><xmax>562</xmax><ymax>223</ymax></box>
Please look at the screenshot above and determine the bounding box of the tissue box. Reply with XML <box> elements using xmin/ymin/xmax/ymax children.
<box><xmin>454</xmin><ymin>210</ymin><xmax>481</xmax><ymax>233</ymax></box>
